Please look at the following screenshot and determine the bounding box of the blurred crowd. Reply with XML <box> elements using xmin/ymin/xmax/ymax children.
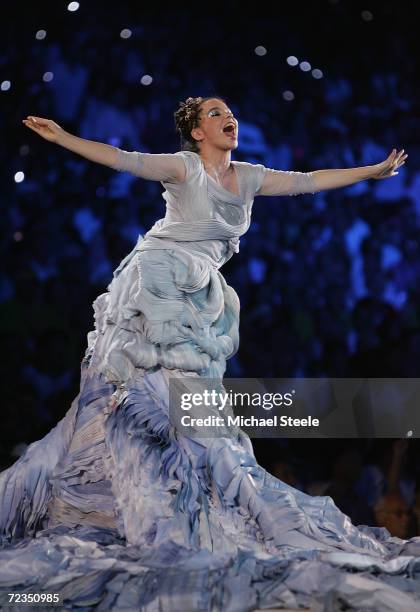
<box><xmin>1</xmin><ymin>3</ymin><xmax>420</xmax><ymax>533</ymax></box>
<box><xmin>256</xmin><ymin>437</ymin><xmax>420</xmax><ymax>539</ymax></box>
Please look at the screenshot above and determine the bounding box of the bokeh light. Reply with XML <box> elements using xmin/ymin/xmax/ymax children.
<box><xmin>140</xmin><ymin>74</ymin><xmax>153</xmax><ymax>86</ymax></box>
<box><xmin>255</xmin><ymin>46</ymin><xmax>267</xmax><ymax>56</ymax></box>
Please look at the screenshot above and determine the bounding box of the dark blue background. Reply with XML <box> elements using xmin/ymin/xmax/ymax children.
<box><xmin>1</xmin><ymin>0</ymin><xmax>419</xmax><ymax>529</ymax></box>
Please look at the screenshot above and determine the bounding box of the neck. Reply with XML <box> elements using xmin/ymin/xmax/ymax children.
<box><xmin>198</xmin><ymin>143</ymin><xmax>232</xmax><ymax>178</ymax></box>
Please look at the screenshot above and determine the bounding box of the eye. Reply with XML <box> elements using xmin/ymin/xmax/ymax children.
<box><xmin>209</xmin><ymin>110</ymin><xmax>220</xmax><ymax>117</ymax></box>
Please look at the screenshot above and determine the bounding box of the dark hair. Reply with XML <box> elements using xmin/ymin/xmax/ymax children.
<box><xmin>173</xmin><ymin>95</ymin><xmax>227</xmax><ymax>153</ymax></box>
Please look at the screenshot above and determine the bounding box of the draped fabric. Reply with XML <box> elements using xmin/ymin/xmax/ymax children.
<box><xmin>1</xmin><ymin>150</ymin><xmax>420</xmax><ymax>611</ymax></box>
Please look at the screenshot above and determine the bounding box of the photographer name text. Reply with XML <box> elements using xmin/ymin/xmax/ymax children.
<box><xmin>180</xmin><ymin>415</ymin><xmax>319</xmax><ymax>428</ymax></box>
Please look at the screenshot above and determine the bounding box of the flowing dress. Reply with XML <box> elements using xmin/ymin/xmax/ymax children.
<box><xmin>1</xmin><ymin>148</ymin><xmax>420</xmax><ymax>611</ymax></box>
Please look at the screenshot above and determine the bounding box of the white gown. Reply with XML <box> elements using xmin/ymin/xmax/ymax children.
<box><xmin>0</xmin><ymin>148</ymin><xmax>419</xmax><ymax>611</ymax></box>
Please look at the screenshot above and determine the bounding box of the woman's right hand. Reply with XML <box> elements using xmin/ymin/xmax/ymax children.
<box><xmin>22</xmin><ymin>116</ymin><xmax>66</xmax><ymax>143</ymax></box>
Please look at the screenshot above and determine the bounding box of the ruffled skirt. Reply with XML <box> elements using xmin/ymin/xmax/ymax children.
<box><xmin>1</xmin><ymin>243</ymin><xmax>420</xmax><ymax>611</ymax></box>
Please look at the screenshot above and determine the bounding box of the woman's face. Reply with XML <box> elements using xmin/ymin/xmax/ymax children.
<box><xmin>191</xmin><ymin>98</ymin><xmax>238</xmax><ymax>151</ymax></box>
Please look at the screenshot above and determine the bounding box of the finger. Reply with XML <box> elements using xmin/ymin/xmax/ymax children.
<box><xmin>29</xmin><ymin>116</ymin><xmax>48</xmax><ymax>126</ymax></box>
<box><xmin>25</xmin><ymin>123</ymin><xmax>41</xmax><ymax>133</ymax></box>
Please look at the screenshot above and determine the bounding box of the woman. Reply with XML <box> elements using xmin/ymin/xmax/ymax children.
<box><xmin>0</xmin><ymin>96</ymin><xmax>415</xmax><ymax>611</ymax></box>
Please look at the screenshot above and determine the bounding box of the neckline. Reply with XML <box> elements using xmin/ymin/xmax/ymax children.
<box><xmin>195</xmin><ymin>153</ymin><xmax>242</xmax><ymax>201</ymax></box>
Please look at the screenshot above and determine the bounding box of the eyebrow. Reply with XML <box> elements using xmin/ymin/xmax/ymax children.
<box><xmin>207</xmin><ymin>106</ymin><xmax>232</xmax><ymax>114</ymax></box>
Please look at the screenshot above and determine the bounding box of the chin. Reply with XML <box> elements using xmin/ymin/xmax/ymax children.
<box><xmin>218</xmin><ymin>139</ymin><xmax>238</xmax><ymax>152</ymax></box>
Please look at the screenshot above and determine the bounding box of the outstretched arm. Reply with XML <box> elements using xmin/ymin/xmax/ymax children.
<box><xmin>110</xmin><ymin>149</ymin><xmax>186</xmax><ymax>182</ymax></box>
<box><xmin>256</xmin><ymin>168</ymin><xmax>320</xmax><ymax>196</ymax></box>
<box><xmin>311</xmin><ymin>148</ymin><xmax>407</xmax><ymax>191</ymax></box>
<box><xmin>22</xmin><ymin>116</ymin><xmax>186</xmax><ymax>183</ymax></box>
<box><xmin>257</xmin><ymin>149</ymin><xmax>407</xmax><ymax>196</ymax></box>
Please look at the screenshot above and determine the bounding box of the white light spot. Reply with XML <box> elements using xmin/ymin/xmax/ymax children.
<box><xmin>120</xmin><ymin>28</ymin><xmax>132</xmax><ymax>39</ymax></box>
<box><xmin>299</xmin><ymin>61</ymin><xmax>311</xmax><ymax>72</ymax></box>
<box><xmin>255</xmin><ymin>46</ymin><xmax>267</xmax><ymax>56</ymax></box>
<box><xmin>67</xmin><ymin>2</ymin><xmax>80</xmax><ymax>12</ymax></box>
<box><xmin>361</xmin><ymin>10</ymin><xmax>373</xmax><ymax>21</ymax></box>
<box><xmin>287</xmin><ymin>55</ymin><xmax>299</xmax><ymax>66</ymax></box>
<box><xmin>14</xmin><ymin>231</ymin><xmax>23</xmax><ymax>241</ymax></box>
<box><xmin>14</xmin><ymin>171</ymin><xmax>25</xmax><ymax>183</ymax></box>
<box><xmin>407</xmin><ymin>430</ymin><xmax>413</xmax><ymax>437</ymax></box>
<box><xmin>43</xmin><ymin>71</ymin><xmax>54</xmax><ymax>82</ymax></box>
<box><xmin>35</xmin><ymin>30</ymin><xmax>47</xmax><ymax>40</ymax></box>
<box><xmin>283</xmin><ymin>90</ymin><xmax>295</xmax><ymax>101</ymax></box>
<box><xmin>1</xmin><ymin>80</ymin><xmax>11</xmax><ymax>91</ymax></box>
<box><xmin>312</xmin><ymin>68</ymin><xmax>324</xmax><ymax>79</ymax></box>
<box><xmin>140</xmin><ymin>74</ymin><xmax>153</xmax><ymax>86</ymax></box>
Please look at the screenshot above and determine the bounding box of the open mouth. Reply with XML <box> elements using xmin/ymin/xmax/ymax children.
<box><xmin>223</xmin><ymin>124</ymin><xmax>237</xmax><ymax>137</ymax></box>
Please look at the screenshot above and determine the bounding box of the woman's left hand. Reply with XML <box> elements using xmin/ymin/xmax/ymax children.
<box><xmin>371</xmin><ymin>148</ymin><xmax>408</xmax><ymax>180</ymax></box>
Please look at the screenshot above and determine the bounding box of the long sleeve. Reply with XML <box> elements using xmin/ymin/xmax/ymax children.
<box><xmin>111</xmin><ymin>149</ymin><xmax>187</xmax><ymax>183</ymax></box>
<box><xmin>255</xmin><ymin>166</ymin><xmax>320</xmax><ymax>196</ymax></box>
